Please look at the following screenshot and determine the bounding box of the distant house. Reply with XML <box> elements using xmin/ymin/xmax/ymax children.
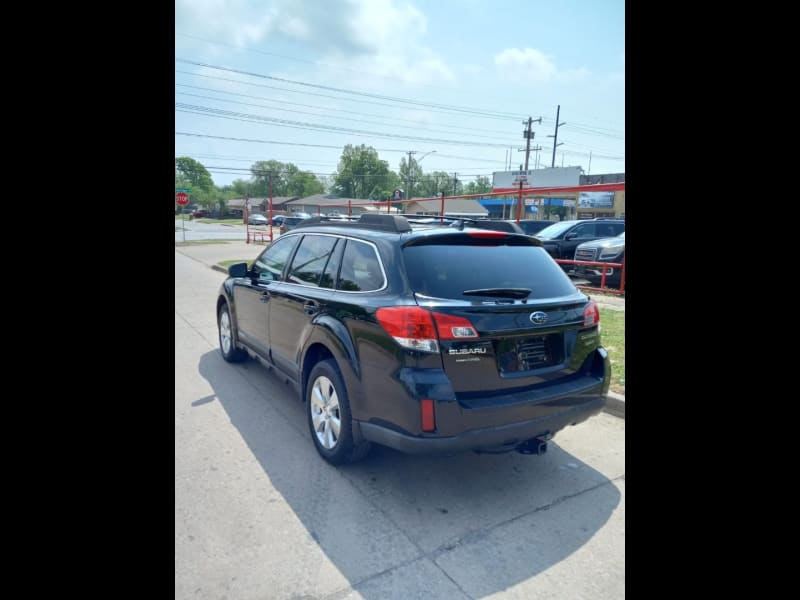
<box><xmin>287</xmin><ymin>194</ymin><xmax>382</xmax><ymax>215</ymax></box>
<box><xmin>227</xmin><ymin>196</ymin><xmax>300</xmax><ymax>214</ymax></box>
<box><xmin>404</xmin><ymin>197</ymin><xmax>488</xmax><ymax>218</ymax></box>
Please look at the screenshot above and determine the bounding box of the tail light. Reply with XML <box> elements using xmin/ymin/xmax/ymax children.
<box><xmin>375</xmin><ymin>306</ymin><xmax>478</xmax><ymax>353</ymax></box>
<box><xmin>583</xmin><ymin>299</ymin><xmax>600</xmax><ymax>327</ymax></box>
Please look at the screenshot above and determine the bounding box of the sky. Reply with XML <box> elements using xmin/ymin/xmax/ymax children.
<box><xmin>175</xmin><ymin>0</ymin><xmax>624</xmax><ymax>191</ymax></box>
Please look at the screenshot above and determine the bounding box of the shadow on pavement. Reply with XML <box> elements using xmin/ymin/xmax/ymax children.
<box><xmin>197</xmin><ymin>350</ymin><xmax>621</xmax><ymax>597</ymax></box>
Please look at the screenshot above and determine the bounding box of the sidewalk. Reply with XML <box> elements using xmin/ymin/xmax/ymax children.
<box><xmin>176</xmin><ymin>240</ymin><xmax>625</xmax><ymax>418</ymax></box>
<box><xmin>175</xmin><ymin>240</ymin><xmax>266</xmax><ymax>272</ymax></box>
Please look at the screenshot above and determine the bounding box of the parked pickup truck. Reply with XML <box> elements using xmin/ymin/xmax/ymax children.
<box><xmin>573</xmin><ymin>232</ymin><xmax>625</xmax><ymax>288</ymax></box>
<box><xmin>534</xmin><ymin>219</ymin><xmax>625</xmax><ymax>272</ymax></box>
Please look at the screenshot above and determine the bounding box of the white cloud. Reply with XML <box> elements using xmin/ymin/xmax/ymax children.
<box><xmin>176</xmin><ymin>0</ymin><xmax>453</xmax><ymax>85</ymax></box>
<box><xmin>175</xmin><ymin>0</ymin><xmax>278</xmax><ymax>47</ymax></box>
<box><xmin>494</xmin><ymin>48</ymin><xmax>558</xmax><ymax>82</ymax></box>
<box><xmin>347</xmin><ymin>0</ymin><xmax>427</xmax><ymax>51</ymax></box>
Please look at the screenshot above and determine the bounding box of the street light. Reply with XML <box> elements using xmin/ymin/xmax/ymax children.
<box><xmin>407</xmin><ymin>150</ymin><xmax>436</xmax><ymax>201</ymax></box>
<box><xmin>418</xmin><ymin>149</ymin><xmax>436</xmax><ymax>163</ymax></box>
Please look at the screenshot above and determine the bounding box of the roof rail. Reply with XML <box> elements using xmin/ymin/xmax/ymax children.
<box><xmin>293</xmin><ymin>213</ymin><xmax>412</xmax><ymax>233</ymax></box>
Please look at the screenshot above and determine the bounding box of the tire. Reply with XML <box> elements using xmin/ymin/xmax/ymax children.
<box><xmin>218</xmin><ymin>302</ymin><xmax>247</xmax><ymax>363</ymax></box>
<box><xmin>306</xmin><ymin>359</ymin><xmax>371</xmax><ymax>464</ymax></box>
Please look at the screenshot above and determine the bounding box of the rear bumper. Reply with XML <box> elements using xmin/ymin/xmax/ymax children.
<box><xmin>357</xmin><ymin>393</ymin><xmax>606</xmax><ymax>455</ymax></box>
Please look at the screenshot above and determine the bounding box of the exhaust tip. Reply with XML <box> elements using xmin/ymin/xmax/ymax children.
<box><xmin>516</xmin><ymin>437</ymin><xmax>548</xmax><ymax>455</ymax></box>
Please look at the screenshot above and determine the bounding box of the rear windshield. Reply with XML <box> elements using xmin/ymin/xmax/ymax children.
<box><xmin>403</xmin><ymin>241</ymin><xmax>578</xmax><ymax>300</ymax></box>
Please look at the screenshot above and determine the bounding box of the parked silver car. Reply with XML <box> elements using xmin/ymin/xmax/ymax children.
<box><xmin>248</xmin><ymin>213</ymin><xmax>269</xmax><ymax>226</ymax></box>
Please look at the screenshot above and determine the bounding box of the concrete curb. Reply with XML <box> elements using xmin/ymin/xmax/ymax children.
<box><xmin>204</xmin><ymin>255</ymin><xmax>626</xmax><ymax>420</ymax></box>
<box><xmin>605</xmin><ymin>391</ymin><xmax>625</xmax><ymax>419</ymax></box>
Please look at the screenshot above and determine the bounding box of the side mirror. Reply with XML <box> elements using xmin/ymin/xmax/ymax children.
<box><xmin>227</xmin><ymin>262</ymin><xmax>248</xmax><ymax>277</ymax></box>
<box><xmin>565</xmin><ymin>232</ymin><xmax>578</xmax><ymax>241</ymax></box>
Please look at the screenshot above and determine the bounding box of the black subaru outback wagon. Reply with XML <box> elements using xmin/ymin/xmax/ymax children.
<box><xmin>217</xmin><ymin>214</ymin><xmax>610</xmax><ymax>464</ymax></box>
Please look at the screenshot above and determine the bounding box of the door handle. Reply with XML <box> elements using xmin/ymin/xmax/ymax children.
<box><xmin>260</xmin><ymin>292</ymin><xmax>270</xmax><ymax>303</ymax></box>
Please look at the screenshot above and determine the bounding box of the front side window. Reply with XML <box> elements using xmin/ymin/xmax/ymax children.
<box><xmin>251</xmin><ymin>236</ymin><xmax>299</xmax><ymax>282</ymax></box>
<box><xmin>572</xmin><ymin>223</ymin><xmax>596</xmax><ymax>238</ymax></box>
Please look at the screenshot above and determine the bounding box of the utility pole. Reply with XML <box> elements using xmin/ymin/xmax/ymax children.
<box><xmin>452</xmin><ymin>173</ymin><xmax>458</xmax><ymax>196</ymax></box>
<box><xmin>522</xmin><ymin>117</ymin><xmax>542</xmax><ymax>171</ymax></box>
<box><xmin>268</xmin><ymin>173</ymin><xmax>273</xmax><ymax>242</ymax></box>
<box><xmin>548</xmin><ymin>105</ymin><xmax>566</xmax><ymax>168</ymax></box>
<box><xmin>406</xmin><ymin>150</ymin><xmax>416</xmax><ymax>200</ymax></box>
<box><xmin>530</xmin><ymin>145</ymin><xmax>542</xmax><ymax>169</ymax></box>
<box><xmin>588</xmin><ymin>151</ymin><xmax>592</xmax><ymax>175</ymax></box>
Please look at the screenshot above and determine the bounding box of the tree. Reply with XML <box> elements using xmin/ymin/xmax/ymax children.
<box><xmin>175</xmin><ymin>157</ymin><xmax>214</xmax><ymax>193</ymax></box>
<box><xmin>415</xmin><ymin>171</ymin><xmax>456</xmax><ymax>198</ymax></box>
<box><xmin>464</xmin><ymin>176</ymin><xmax>492</xmax><ymax>195</ymax></box>
<box><xmin>229</xmin><ymin>179</ymin><xmax>251</xmax><ymax>198</ymax></box>
<box><xmin>249</xmin><ymin>160</ymin><xmax>325</xmax><ymax>198</ymax></box>
<box><xmin>398</xmin><ymin>156</ymin><xmax>423</xmax><ymax>199</ymax></box>
<box><xmin>286</xmin><ymin>170</ymin><xmax>325</xmax><ymax>197</ymax></box>
<box><xmin>332</xmin><ymin>145</ymin><xmax>396</xmax><ymax>199</ymax></box>
<box><xmin>543</xmin><ymin>203</ymin><xmax>568</xmax><ymax>220</ymax></box>
<box><xmin>250</xmin><ymin>160</ymin><xmax>287</xmax><ymax>196</ymax></box>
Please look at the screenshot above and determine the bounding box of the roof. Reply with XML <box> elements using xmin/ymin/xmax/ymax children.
<box><xmin>404</xmin><ymin>198</ymin><xmax>488</xmax><ymax>217</ymax></box>
<box><xmin>227</xmin><ymin>196</ymin><xmax>299</xmax><ymax>209</ymax></box>
<box><xmin>227</xmin><ymin>198</ymin><xmax>262</xmax><ymax>209</ymax></box>
<box><xmin>287</xmin><ymin>194</ymin><xmax>357</xmax><ymax>207</ymax></box>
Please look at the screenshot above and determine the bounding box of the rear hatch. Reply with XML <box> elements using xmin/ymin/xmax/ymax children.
<box><xmin>401</xmin><ymin>230</ymin><xmax>600</xmax><ymax>400</ymax></box>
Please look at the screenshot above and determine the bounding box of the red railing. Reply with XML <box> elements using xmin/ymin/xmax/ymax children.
<box><xmin>556</xmin><ymin>256</ymin><xmax>626</xmax><ymax>295</ymax></box>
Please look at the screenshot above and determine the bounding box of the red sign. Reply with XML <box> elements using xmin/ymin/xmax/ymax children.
<box><xmin>175</xmin><ymin>192</ymin><xmax>190</xmax><ymax>206</ymax></box>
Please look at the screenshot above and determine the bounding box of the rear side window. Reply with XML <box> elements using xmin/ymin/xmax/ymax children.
<box><xmin>337</xmin><ymin>240</ymin><xmax>385</xmax><ymax>292</ymax></box>
<box><xmin>403</xmin><ymin>241</ymin><xmax>577</xmax><ymax>300</ymax></box>
<box><xmin>286</xmin><ymin>234</ymin><xmax>339</xmax><ymax>287</ymax></box>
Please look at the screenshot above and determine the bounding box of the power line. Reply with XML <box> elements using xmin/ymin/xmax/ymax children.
<box><xmin>200</xmin><ymin>164</ymin><xmax>493</xmax><ymax>181</ymax></box>
<box><xmin>176</xmin><ymin>33</ymin><xmax>625</xmax><ymax>136</ymax></box>
<box><xmin>175</xmin><ymin>70</ymin><xmax>519</xmax><ymax>123</ymax></box>
<box><xmin>178</xmin><ymin>149</ymin><xmax>507</xmax><ymax>165</ymax></box>
<box><xmin>176</xmin><ymin>133</ymin><xmax>620</xmax><ymax>166</ymax></box>
<box><xmin>176</xmin><ymin>59</ymin><xmax>524</xmax><ymax>120</ymax></box>
<box><xmin>177</xmin><ymin>66</ymin><xmax>624</xmax><ymax>144</ymax></box>
<box><xmin>176</xmin><ymin>103</ymin><xmax>514</xmax><ymax>147</ymax></box>
<box><xmin>175</xmin><ymin>83</ymin><xmax>518</xmax><ymax>137</ymax></box>
<box><xmin>175</xmin><ymin>91</ymin><xmax>515</xmax><ymax>141</ymax></box>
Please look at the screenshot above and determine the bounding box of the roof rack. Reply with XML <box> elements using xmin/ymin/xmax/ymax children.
<box><xmin>293</xmin><ymin>213</ymin><xmax>412</xmax><ymax>233</ymax></box>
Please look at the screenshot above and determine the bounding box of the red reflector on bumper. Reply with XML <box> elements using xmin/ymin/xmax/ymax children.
<box><xmin>421</xmin><ymin>399</ymin><xmax>435</xmax><ymax>432</ymax></box>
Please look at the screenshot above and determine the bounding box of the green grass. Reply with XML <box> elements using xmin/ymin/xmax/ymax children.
<box><xmin>175</xmin><ymin>240</ymin><xmax>232</xmax><ymax>246</ymax></box>
<box><xmin>217</xmin><ymin>259</ymin><xmax>251</xmax><ymax>268</ymax></box>
<box><xmin>599</xmin><ymin>307</ymin><xmax>625</xmax><ymax>394</ymax></box>
<box><xmin>195</xmin><ymin>218</ymin><xmax>245</xmax><ymax>224</ymax></box>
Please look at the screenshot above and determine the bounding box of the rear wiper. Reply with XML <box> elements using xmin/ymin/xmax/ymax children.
<box><xmin>462</xmin><ymin>288</ymin><xmax>532</xmax><ymax>299</ymax></box>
